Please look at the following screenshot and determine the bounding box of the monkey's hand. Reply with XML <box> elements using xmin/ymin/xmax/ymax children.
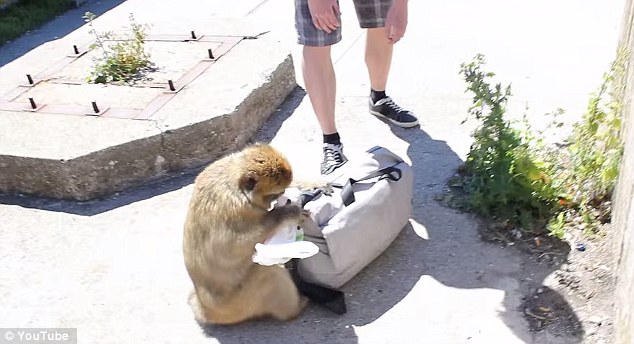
<box><xmin>290</xmin><ymin>178</ymin><xmax>334</xmax><ymax>196</ymax></box>
<box><xmin>299</xmin><ymin>209</ymin><xmax>313</xmax><ymax>227</ymax></box>
<box><xmin>264</xmin><ymin>204</ymin><xmax>304</xmax><ymax>230</ymax></box>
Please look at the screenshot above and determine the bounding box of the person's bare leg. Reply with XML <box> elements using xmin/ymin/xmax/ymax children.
<box><xmin>365</xmin><ymin>27</ymin><xmax>393</xmax><ymax>93</ymax></box>
<box><xmin>364</xmin><ymin>27</ymin><xmax>419</xmax><ymax>127</ymax></box>
<box><xmin>302</xmin><ymin>44</ymin><xmax>347</xmax><ymax>175</ymax></box>
<box><xmin>302</xmin><ymin>45</ymin><xmax>337</xmax><ymax>135</ymax></box>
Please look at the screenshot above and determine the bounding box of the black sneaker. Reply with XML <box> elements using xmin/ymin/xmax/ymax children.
<box><xmin>321</xmin><ymin>143</ymin><xmax>348</xmax><ymax>175</ymax></box>
<box><xmin>369</xmin><ymin>96</ymin><xmax>419</xmax><ymax>128</ymax></box>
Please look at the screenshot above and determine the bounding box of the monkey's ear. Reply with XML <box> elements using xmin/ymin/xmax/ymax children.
<box><xmin>239</xmin><ymin>172</ymin><xmax>258</xmax><ymax>191</ymax></box>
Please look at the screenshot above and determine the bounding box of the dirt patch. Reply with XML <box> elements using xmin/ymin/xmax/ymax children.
<box><xmin>522</xmin><ymin>286</ymin><xmax>583</xmax><ymax>335</ymax></box>
<box><xmin>436</xmin><ymin>183</ymin><xmax>618</xmax><ymax>344</ymax></box>
<box><xmin>481</xmin><ymin>220</ymin><xmax>616</xmax><ymax>343</ymax></box>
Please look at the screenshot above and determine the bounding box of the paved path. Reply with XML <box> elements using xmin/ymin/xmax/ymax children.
<box><xmin>0</xmin><ymin>0</ymin><xmax>624</xmax><ymax>343</ymax></box>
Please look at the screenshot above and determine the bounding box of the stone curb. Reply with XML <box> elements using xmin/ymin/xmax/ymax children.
<box><xmin>0</xmin><ymin>55</ymin><xmax>297</xmax><ymax>201</ymax></box>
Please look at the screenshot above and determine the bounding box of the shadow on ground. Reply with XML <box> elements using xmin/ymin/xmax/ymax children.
<box><xmin>0</xmin><ymin>168</ymin><xmax>198</xmax><ymax>216</ymax></box>
<box><xmin>384</xmin><ymin>123</ymin><xmax>582</xmax><ymax>343</ymax></box>
<box><xmin>0</xmin><ymin>0</ymin><xmax>127</xmax><ymax>67</ymax></box>
<box><xmin>0</xmin><ymin>87</ymin><xmax>306</xmax><ymax>216</ymax></box>
<box><xmin>201</xmin><ymin>101</ymin><xmax>583</xmax><ymax>343</ymax></box>
<box><xmin>0</xmin><ymin>88</ymin><xmax>583</xmax><ymax>343</ymax></box>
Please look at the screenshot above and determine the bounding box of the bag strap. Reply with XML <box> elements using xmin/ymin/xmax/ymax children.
<box><xmin>299</xmin><ymin>163</ymin><xmax>404</xmax><ymax>207</ymax></box>
<box><xmin>333</xmin><ymin>164</ymin><xmax>403</xmax><ymax>206</ymax></box>
<box><xmin>299</xmin><ymin>188</ymin><xmax>323</xmax><ymax>207</ymax></box>
<box><xmin>285</xmin><ymin>258</ymin><xmax>347</xmax><ymax>315</ymax></box>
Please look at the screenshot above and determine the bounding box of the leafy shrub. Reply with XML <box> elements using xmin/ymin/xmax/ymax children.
<box><xmin>458</xmin><ymin>54</ymin><xmax>558</xmax><ymax>232</ymax></box>
<box><xmin>83</xmin><ymin>11</ymin><xmax>154</xmax><ymax>84</ymax></box>
<box><xmin>455</xmin><ymin>50</ymin><xmax>627</xmax><ymax>239</ymax></box>
<box><xmin>544</xmin><ymin>48</ymin><xmax>628</xmax><ymax>237</ymax></box>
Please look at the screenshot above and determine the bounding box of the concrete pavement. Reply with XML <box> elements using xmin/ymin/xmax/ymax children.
<box><xmin>0</xmin><ymin>0</ymin><xmax>625</xmax><ymax>343</ymax></box>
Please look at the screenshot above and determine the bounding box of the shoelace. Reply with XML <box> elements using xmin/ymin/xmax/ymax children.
<box><xmin>381</xmin><ymin>97</ymin><xmax>406</xmax><ymax>113</ymax></box>
<box><xmin>324</xmin><ymin>146</ymin><xmax>344</xmax><ymax>163</ymax></box>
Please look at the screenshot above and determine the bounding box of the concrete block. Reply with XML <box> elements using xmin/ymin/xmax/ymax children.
<box><xmin>0</xmin><ymin>15</ymin><xmax>297</xmax><ymax>200</ymax></box>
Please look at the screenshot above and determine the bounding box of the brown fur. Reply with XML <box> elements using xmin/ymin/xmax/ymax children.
<box><xmin>182</xmin><ymin>143</ymin><xmax>315</xmax><ymax>325</ymax></box>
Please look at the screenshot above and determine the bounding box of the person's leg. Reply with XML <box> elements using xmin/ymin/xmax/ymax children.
<box><xmin>354</xmin><ymin>0</ymin><xmax>418</xmax><ymax>128</ymax></box>
<box><xmin>295</xmin><ymin>0</ymin><xmax>348</xmax><ymax>174</ymax></box>
<box><xmin>302</xmin><ymin>46</ymin><xmax>337</xmax><ymax>136</ymax></box>
<box><xmin>365</xmin><ymin>27</ymin><xmax>393</xmax><ymax>100</ymax></box>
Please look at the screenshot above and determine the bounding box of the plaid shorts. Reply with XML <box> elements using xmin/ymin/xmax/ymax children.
<box><xmin>294</xmin><ymin>0</ymin><xmax>393</xmax><ymax>46</ymax></box>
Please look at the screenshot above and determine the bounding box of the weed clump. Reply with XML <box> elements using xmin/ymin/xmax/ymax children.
<box><xmin>452</xmin><ymin>51</ymin><xmax>627</xmax><ymax>240</ymax></box>
<box><xmin>83</xmin><ymin>11</ymin><xmax>155</xmax><ymax>84</ymax></box>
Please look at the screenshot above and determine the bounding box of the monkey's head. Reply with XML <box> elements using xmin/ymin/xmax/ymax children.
<box><xmin>237</xmin><ymin>144</ymin><xmax>293</xmax><ymax>209</ymax></box>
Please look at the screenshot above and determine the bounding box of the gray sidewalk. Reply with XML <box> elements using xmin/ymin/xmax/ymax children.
<box><xmin>0</xmin><ymin>0</ymin><xmax>625</xmax><ymax>343</ymax></box>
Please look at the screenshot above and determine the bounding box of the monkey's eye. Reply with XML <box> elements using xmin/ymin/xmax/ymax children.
<box><xmin>242</xmin><ymin>176</ymin><xmax>257</xmax><ymax>191</ymax></box>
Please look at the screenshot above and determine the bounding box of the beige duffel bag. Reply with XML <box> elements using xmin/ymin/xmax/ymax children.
<box><xmin>294</xmin><ymin>146</ymin><xmax>414</xmax><ymax>289</ymax></box>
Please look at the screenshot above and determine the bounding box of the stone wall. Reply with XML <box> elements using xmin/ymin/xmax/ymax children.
<box><xmin>614</xmin><ymin>0</ymin><xmax>634</xmax><ymax>342</ymax></box>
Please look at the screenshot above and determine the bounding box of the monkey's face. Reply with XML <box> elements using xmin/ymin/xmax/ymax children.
<box><xmin>241</xmin><ymin>176</ymin><xmax>289</xmax><ymax>209</ymax></box>
<box><xmin>238</xmin><ymin>144</ymin><xmax>293</xmax><ymax>209</ymax></box>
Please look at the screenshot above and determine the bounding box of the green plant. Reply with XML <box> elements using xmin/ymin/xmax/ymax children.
<box><xmin>547</xmin><ymin>211</ymin><xmax>566</xmax><ymax>240</ymax></box>
<box><xmin>83</xmin><ymin>11</ymin><xmax>154</xmax><ymax>84</ymax></box>
<box><xmin>546</xmin><ymin>48</ymin><xmax>628</xmax><ymax>236</ymax></box>
<box><xmin>458</xmin><ymin>54</ymin><xmax>558</xmax><ymax>232</ymax></box>
<box><xmin>455</xmin><ymin>50</ymin><xmax>627</xmax><ymax>240</ymax></box>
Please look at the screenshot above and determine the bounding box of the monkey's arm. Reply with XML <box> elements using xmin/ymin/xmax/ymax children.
<box><xmin>261</xmin><ymin>204</ymin><xmax>305</xmax><ymax>232</ymax></box>
<box><xmin>289</xmin><ymin>178</ymin><xmax>333</xmax><ymax>195</ymax></box>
